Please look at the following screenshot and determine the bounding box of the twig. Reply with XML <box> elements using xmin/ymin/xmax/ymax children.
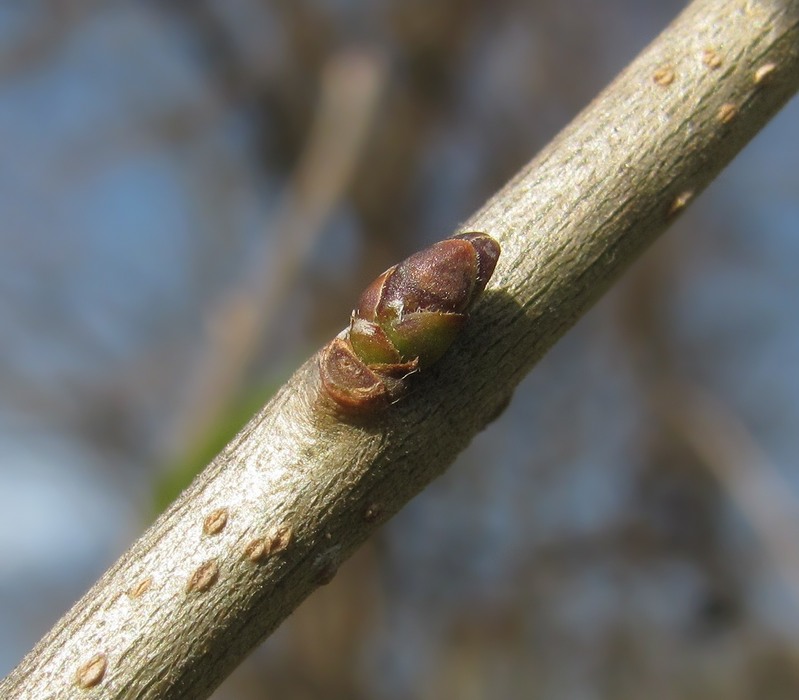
<box><xmin>3</xmin><ymin>1</ymin><xmax>798</xmax><ymax>697</ymax></box>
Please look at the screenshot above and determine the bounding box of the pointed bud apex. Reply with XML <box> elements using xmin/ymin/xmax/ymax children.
<box><xmin>452</xmin><ymin>232</ymin><xmax>501</xmax><ymax>299</ymax></box>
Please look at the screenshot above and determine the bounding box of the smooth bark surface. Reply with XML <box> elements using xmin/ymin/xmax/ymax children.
<box><xmin>4</xmin><ymin>0</ymin><xmax>799</xmax><ymax>697</ymax></box>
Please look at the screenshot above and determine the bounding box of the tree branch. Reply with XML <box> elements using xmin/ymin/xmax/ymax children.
<box><xmin>4</xmin><ymin>0</ymin><xmax>798</xmax><ymax>697</ymax></box>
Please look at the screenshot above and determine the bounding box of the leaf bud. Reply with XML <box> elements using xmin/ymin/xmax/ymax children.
<box><xmin>320</xmin><ymin>232</ymin><xmax>500</xmax><ymax>413</ymax></box>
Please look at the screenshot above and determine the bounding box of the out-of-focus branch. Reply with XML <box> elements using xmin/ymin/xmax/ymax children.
<box><xmin>0</xmin><ymin>2</ymin><xmax>88</xmax><ymax>78</ymax></box>
<box><xmin>164</xmin><ymin>50</ymin><xmax>386</xmax><ymax>460</ymax></box>
<box><xmin>2</xmin><ymin>1</ymin><xmax>798</xmax><ymax>698</ymax></box>
<box><xmin>661</xmin><ymin>383</ymin><xmax>799</xmax><ymax>609</ymax></box>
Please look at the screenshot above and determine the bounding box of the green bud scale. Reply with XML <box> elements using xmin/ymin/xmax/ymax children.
<box><xmin>320</xmin><ymin>232</ymin><xmax>501</xmax><ymax>413</ymax></box>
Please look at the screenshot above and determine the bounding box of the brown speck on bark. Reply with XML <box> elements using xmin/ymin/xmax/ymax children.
<box><xmin>364</xmin><ymin>504</ymin><xmax>381</xmax><ymax>522</ymax></box>
<box><xmin>244</xmin><ymin>538</ymin><xmax>268</xmax><ymax>562</ymax></box>
<box><xmin>667</xmin><ymin>190</ymin><xmax>694</xmax><ymax>218</ymax></box>
<box><xmin>187</xmin><ymin>560</ymin><xmax>219</xmax><ymax>593</ymax></box>
<box><xmin>717</xmin><ymin>103</ymin><xmax>737</xmax><ymax>123</ymax></box>
<box><xmin>754</xmin><ymin>62</ymin><xmax>776</xmax><ymax>84</ymax></box>
<box><xmin>76</xmin><ymin>652</ymin><xmax>107</xmax><ymax>689</ymax></box>
<box><xmin>127</xmin><ymin>577</ymin><xmax>152</xmax><ymax>599</ymax></box>
<box><xmin>702</xmin><ymin>48</ymin><xmax>722</xmax><ymax>68</ymax></box>
<box><xmin>653</xmin><ymin>66</ymin><xmax>676</xmax><ymax>86</ymax></box>
<box><xmin>203</xmin><ymin>508</ymin><xmax>229</xmax><ymax>536</ymax></box>
<box><xmin>244</xmin><ymin>525</ymin><xmax>293</xmax><ymax>563</ymax></box>
<box><xmin>267</xmin><ymin>525</ymin><xmax>293</xmax><ymax>554</ymax></box>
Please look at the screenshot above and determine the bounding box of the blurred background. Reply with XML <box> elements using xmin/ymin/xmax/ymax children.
<box><xmin>1</xmin><ymin>1</ymin><xmax>799</xmax><ymax>698</ymax></box>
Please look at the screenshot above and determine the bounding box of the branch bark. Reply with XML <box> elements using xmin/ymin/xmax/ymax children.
<box><xmin>4</xmin><ymin>0</ymin><xmax>799</xmax><ymax>697</ymax></box>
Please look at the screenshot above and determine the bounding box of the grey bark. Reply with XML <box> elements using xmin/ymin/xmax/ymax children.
<box><xmin>3</xmin><ymin>0</ymin><xmax>799</xmax><ymax>697</ymax></box>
